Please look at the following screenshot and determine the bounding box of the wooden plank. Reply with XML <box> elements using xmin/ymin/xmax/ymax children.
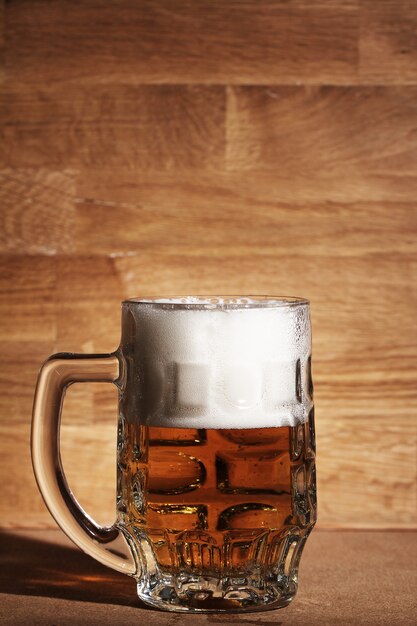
<box><xmin>76</xmin><ymin>169</ymin><xmax>417</xmax><ymax>208</ymax></box>
<box><xmin>112</xmin><ymin>249</ymin><xmax>416</xmax><ymax>305</ymax></box>
<box><xmin>0</xmin><ymin>0</ymin><xmax>4</xmax><ymax>84</ymax></box>
<box><xmin>2</xmin><ymin>168</ymin><xmax>415</xmax><ymax>259</ymax></box>
<box><xmin>0</xmin><ymin>169</ymin><xmax>75</xmax><ymax>254</ymax></box>
<box><xmin>317</xmin><ymin>415</ymin><xmax>417</xmax><ymax>528</ymax></box>
<box><xmin>54</xmin><ymin>256</ymin><xmax>123</xmax><ymax>352</ymax></box>
<box><xmin>227</xmin><ymin>86</ymin><xmax>417</xmax><ymax>177</ymax></box>
<box><xmin>360</xmin><ymin>0</ymin><xmax>417</xmax><ymax>84</ymax></box>
<box><xmin>113</xmin><ymin>249</ymin><xmax>416</xmax><ymax>320</ymax></box>
<box><xmin>0</xmin><ymin>85</ymin><xmax>225</xmax><ymax>169</ymax></box>
<box><xmin>1</xmin><ymin>414</ymin><xmax>415</xmax><ymax>530</ymax></box>
<box><xmin>3</xmin><ymin>168</ymin><xmax>416</xmax><ymax>261</ymax></box>
<box><xmin>74</xmin><ymin>171</ymin><xmax>417</xmax><ymax>255</ymax></box>
<box><xmin>0</xmin><ymin>255</ymin><xmax>56</xmax><ymax>341</ymax></box>
<box><xmin>5</xmin><ymin>0</ymin><xmax>359</xmax><ymax>86</ymax></box>
<box><xmin>317</xmin><ymin>344</ymin><xmax>417</xmax><ymax>417</ymax></box>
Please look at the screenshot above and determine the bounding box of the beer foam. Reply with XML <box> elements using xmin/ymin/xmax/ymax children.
<box><xmin>122</xmin><ymin>297</ymin><xmax>312</xmax><ymax>429</ymax></box>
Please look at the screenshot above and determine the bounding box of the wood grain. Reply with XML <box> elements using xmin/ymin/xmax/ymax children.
<box><xmin>5</xmin><ymin>0</ymin><xmax>359</xmax><ymax>85</ymax></box>
<box><xmin>317</xmin><ymin>415</ymin><xmax>417</xmax><ymax>528</ymax></box>
<box><xmin>1</xmin><ymin>1</ymin><xmax>416</xmax><ymax>530</ymax></box>
<box><xmin>0</xmin><ymin>170</ymin><xmax>75</xmax><ymax>253</ymax></box>
<box><xmin>360</xmin><ymin>0</ymin><xmax>417</xmax><ymax>83</ymax></box>
<box><xmin>0</xmin><ymin>256</ymin><xmax>56</xmax><ymax>342</ymax></box>
<box><xmin>227</xmin><ymin>86</ymin><xmax>417</xmax><ymax>176</ymax></box>
<box><xmin>0</xmin><ymin>1</ymin><xmax>4</xmax><ymax>84</ymax></box>
<box><xmin>74</xmin><ymin>171</ymin><xmax>417</xmax><ymax>255</ymax></box>
<box><xmin>0</xmin><ymin>85</ymin><xmax>225</xmax><ymax>169</ymax></box>
<box><xmin>77</xmin><ymin>166</ymin><xmax>417</xmax><ymax>202</ymax></box>
<box><xmin>54</xmin><ymin>256</ymin><xmax>123</xmax><ymax>352</ymax></box>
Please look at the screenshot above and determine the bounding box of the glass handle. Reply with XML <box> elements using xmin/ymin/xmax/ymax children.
<box><xmin>31</xmin><ymin>352</ymin><xmax>136</xmax><ymax>575</ymax></box>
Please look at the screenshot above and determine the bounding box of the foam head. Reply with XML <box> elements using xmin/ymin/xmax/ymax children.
<box><xmin>121</xmin><ymin>296</ymin><xmax>312</xmax><ymax>428</ymax></box>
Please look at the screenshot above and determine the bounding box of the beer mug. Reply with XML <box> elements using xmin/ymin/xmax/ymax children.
<box><xmin>32</xmin><ymin>296</ymin><xmax>316</xmax><ymax>613</ymax></box>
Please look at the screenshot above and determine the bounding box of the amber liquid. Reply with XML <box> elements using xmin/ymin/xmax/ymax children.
<box><xmin>117</xmin><ymin>419</ymin><xmax>316</xmax><ymax>579</ymax></box>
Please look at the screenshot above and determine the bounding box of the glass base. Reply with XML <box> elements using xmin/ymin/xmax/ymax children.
<box><xmin>137</xmin><ymin>575</ymin><xmax>296</xmax><ymax>613</ymax></box>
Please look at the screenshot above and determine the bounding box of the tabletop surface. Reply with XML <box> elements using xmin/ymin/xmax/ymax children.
<box><xmin>0</xmin><ymin>529</ymin><xmax>416</xmax><ymax>626</ymax></box>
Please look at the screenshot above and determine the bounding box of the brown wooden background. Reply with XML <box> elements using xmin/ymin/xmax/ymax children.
<box><xmin>1</xmin><ymin>1</ymin><xmax>416</xmax><ymax>530</ymax></box>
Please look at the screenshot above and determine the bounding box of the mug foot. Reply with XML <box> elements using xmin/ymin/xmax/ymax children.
<box><xmin>136</xmin><ymin>576</ymin><xmax>296</xmax><ymax>613</ymax></box>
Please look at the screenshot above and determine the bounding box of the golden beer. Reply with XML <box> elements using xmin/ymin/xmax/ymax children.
<box><xmin>117</xmin><ymin>415</ymin><xmax>316</xmax><ymax>610</ymax></box>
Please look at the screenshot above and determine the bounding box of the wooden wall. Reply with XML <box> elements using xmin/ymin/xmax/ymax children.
<box><xmin>1</xmin><ymin>1</ymin><xmax>416</xmax><ymax>530</ymax></box>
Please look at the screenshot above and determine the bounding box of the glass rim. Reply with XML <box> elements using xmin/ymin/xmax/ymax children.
<box><xmin>122</xmin><ymin>295</ymin><xmax>309</xmax><ymax>310</ymax></box>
